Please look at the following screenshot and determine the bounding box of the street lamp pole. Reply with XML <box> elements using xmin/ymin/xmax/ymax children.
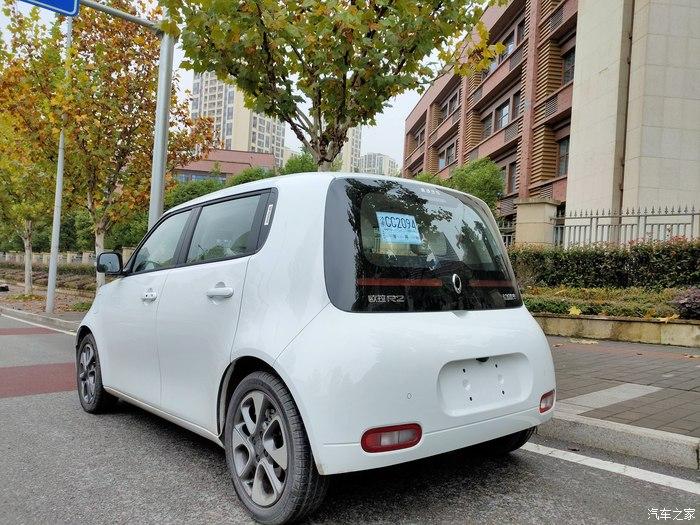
<box><xmin>148</xmin><ymin>23</ymin><xmax>175</xmax><ymax>229</ymax></box>
<box><xmin>45</xmin><ymin>16</ymin><xmax>72</xmax><ymax>314</ymax></box>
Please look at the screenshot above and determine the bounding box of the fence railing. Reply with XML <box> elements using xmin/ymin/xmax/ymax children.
<box><xmin>552</xmin><ymin>206</ymin><xmax>699</xmax><ymax>247</ymax></box>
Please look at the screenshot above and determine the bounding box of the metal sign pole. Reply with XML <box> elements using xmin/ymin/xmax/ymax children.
<box><xmin>148</xmin><ymin>24</ymin><xmax>175</xmax><ymax>229</ymax></box>
<box><xmin>45</xmin><ymin>16</ymin><xmax>72</xmax><ymax>314</ymax></box>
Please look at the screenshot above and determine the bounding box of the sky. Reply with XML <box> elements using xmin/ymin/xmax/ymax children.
<box><xmin>1</xmin><ymin>3</ymin><xmax>420</xmax><ymax>165</ymax></box>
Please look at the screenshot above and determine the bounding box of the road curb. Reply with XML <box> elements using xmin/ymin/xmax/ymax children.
<box><xmin>538</xmin><ymin>411</ymin><xmax>700</xmax><ymax>470</ymax></box>
<box><xmin>0</xmin><ymin>307</ymin><xmax>80</xmax><ymax>333</ymax></box>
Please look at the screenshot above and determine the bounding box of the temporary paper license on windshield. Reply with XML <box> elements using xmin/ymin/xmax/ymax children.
<box><xmin>376</xmin><ymin>212</ymin><xmax>421</xmax><ymax>244</ymax></box>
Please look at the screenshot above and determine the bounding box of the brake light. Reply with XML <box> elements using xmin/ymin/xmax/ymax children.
<box><xmin>540</xmin><ymin>389</ymin><xmax>555</xmax><ymax>413</ymax></box>
<box><xmin>361</xmin><ymin>423</ymin><xmax>422</xmax><ymax>453</ymax></box>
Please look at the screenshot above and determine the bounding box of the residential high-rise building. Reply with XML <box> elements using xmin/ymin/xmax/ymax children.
<box><xmin>340</xmin><ymin>127</ymin><xmax>362</xmax><ymax>172</ymax></box>
<box><xmin>402</xmin><ymin>0</ymin><xmax>699</xmax><ymax>243</ymax></box>
<box><xmin>359</xmin><ymin>152</ymin><xmax>399</xmax><ymax>176</ymax></box>
<box><xmin>191</xmin><ymin>72</ymin><xmax>286</xmax><ymax>167</ymax></box>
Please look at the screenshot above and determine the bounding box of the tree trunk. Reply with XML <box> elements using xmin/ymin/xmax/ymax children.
<box><xmin>318</xmin><ymin>160</ymin><xmax>332</xmax><ymax>171</ymax></box>
<box><xmin>95</xmin><ymin>230</ymin><xmax>106</xmax><ymax>289</ymax></box>
<box><xmin>22</xmin><ymin>220</ymin><xmax>33</xmax><ymax>295</ymax></box>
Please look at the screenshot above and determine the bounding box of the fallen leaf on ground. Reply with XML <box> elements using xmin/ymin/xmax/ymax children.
<box><xmin>568</xmin><ymin>305</ymin><xmax>582</xmax><ymax>316</ymax></box>
<box><xmin>569</xmin><ymin>338</ymin><xmax>598</xmax><ymax>345</ymax></box>
<box><xmin>656</xmin><ymin>314</ymin><xmax>680</xmax><ymax>323</ymax></box>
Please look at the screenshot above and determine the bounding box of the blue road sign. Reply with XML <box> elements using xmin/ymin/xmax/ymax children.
<box><xmin>20</xmin><ymin>0</ymin><xmax>79</xmax><ymax>16</ymax></box>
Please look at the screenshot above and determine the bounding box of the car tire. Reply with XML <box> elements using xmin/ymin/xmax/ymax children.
<box><xmin>224</xmin><ymin>371</ymin><xmax>327</xmax><ymax>525</ymax></box>
<box><xmin>480</xmin><ymin>427</ymin><xmax>535</xmax><ymax>455</ymax></box>
<box><xmin>76</xmin><ymin>334</ymin><xmax>117</xmax><ymax>413</ymax></box>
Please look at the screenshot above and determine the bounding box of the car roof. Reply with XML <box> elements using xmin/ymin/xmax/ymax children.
<box><xmin>165</xmin><ymin>171</ymin><xmax>478</xmax><ymax>216</ymax></box>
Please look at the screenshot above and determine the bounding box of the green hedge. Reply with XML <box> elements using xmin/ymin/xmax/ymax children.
<box><xmin>0</xmin><ymin>261</ymin><xmax>95</xmax><ymax>276</ymax></box>
<box><xmin>508</xmin><ymin>239</ymin><xmax>700</xmax><ymax>289</ymax></box>
<box><xmin>522</xmin><ymin>286</ymin><xmax>680</xmax><ymax>318</ymax></box>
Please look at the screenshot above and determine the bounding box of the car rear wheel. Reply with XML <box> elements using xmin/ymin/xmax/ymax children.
<box><xmin>224</xmin><ymin>371</ymin><xmax>327</xmax><ymax>525</ymax></box>
<box><xmin>480</xmin><ymin>427</ymin><xmax>535</xmax><ymax>455</ymax></box>
<box><xmin>76</xmin><ymin>334</ymin><xmax>116</xmax><ymax>413</ymax></box>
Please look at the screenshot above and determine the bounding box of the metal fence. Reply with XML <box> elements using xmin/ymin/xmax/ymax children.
<box><xmin>552</xmin><ymin>206</ymin><xmax>699</xmax><ymax>247</ymax></box>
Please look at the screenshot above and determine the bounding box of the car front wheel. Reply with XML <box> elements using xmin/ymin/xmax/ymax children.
<box><xmin>76</xmin><ymin>334</ymin><xmax>116</xmax><ymax>413</ymax></box>
<box><xmin>224</xmin><ymin>371</ymin><xmax>327</xmax><ymax>525</ymax></box>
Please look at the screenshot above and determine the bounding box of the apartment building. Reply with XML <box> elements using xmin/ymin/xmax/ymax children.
<box><xmin>359</xmin><ymin>152</ymin><xmax>399</xmax><ymax>176</ymax></box>
<box><xmin>340</xmin><ymin>126</ymin><xmax>363</xmax><ymax>172</ymax></box>
<box><xmin>191</xmin><ymin>72</ymin><xmax>286</xmax><ymax>167</ymax></box>
<box><xmin>403</xmin><ymin>0</ymin><xmax>700</xmax><ymax>243</ymax></box>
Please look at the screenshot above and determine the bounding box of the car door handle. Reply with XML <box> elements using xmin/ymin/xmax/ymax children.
<box><xmin>206</xmin><ymin>286</ymin><xmax>234</xmax><ymax>299</ymax></box>
<box><xmin>142</xmin><ymin>289</ymin><xmax>158</xmax><ymax>302</ymax></box>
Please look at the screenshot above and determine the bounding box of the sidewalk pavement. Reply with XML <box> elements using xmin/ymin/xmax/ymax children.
<box><xmin>1</xmin><ymin>306</ymin><xmax>698</xmax><ymax>467</ymax></box>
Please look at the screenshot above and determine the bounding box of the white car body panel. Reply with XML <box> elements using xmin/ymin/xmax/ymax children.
<box><xmin>156</xmin><ymin>256</ymin><xmax>249</xmax><ymax>431</ymax></box>
<box><xmin>95</xmin><ymin>270</ymin><xmax>169</xmax><ymax>404</ymax></box>
<box><xmin>79</xmin><ymin>172</ymin><xmax>556</xmax><ymax>476</ymax></box>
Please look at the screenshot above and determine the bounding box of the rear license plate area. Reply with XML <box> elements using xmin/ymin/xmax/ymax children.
<box><xmin>437</xmin><ymin>354</ymin><xmax>531</xmax><ymax>415</ymax></box>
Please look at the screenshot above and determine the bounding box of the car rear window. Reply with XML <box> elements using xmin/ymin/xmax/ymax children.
<box><xmin>324</xmin><ymin>177</ymin><xmax>521</xmax><ymax>312</ymax></box>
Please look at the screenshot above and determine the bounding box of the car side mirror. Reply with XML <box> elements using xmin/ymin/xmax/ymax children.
<box><xmin>96</xmin><ymin>252</ymin><xmax>123</xmax><ymax>275</ymax></box>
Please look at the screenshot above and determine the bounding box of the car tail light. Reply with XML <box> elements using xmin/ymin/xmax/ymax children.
<box><xmin>361</xmin><ymin>423</ymin><xmax>422</xmax><ymax>453</ymax></box>
<box><xmin>540</xmin><ymin>389</ymin><xmax>556</xmax><ymax>413</ymax></box>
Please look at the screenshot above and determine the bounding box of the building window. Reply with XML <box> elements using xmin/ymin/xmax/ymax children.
<box><xmin>413</xmin><ymin>127</ymin><xmax>425</xmax><ymax>147</ymax></box>
<box><xmin>507</xmin><ymin>161</ymin><xmax>517</xmax><ymax>193</ymax></box>
<box><xmin>562</xmin><ymin>49</ymin><xmax>575</xmax><ymax>84</ymax></box>
<box><xmin>439</xmin><ymin>89</ymin><xmax>461</xmax><ymax>123</ymax></box>
<box><xmin>512</xmin><ymin>91</ymin><xmax>521</xmax><ymax>118</ymax></box>
<box><xmin>501</xmin><ymin>32</ymin><xmax>515</xmax><ymax>61</ymax></box>
<box><xmin>438</xmin><ymin>140</ymin><xmax>456</xmax><ymax>170</ymax></box>
<box><xmin>482</xmin><ymin>114</ymin><xmax>493</xmax><ymax>139</ymax></box>
<box><xmin>517</xmin><ymin>20</ymin><xmax>525</xmax><ymax>43</ymax></box>
<box><xmin>557</xmin><ymin>137</ymin><xmax>570</xmax><ymax>176</ymax></box>
<box><xmin>495</xmin><ymin>101</ymin><xmax>510</xmax><ymax>131</ymax></box>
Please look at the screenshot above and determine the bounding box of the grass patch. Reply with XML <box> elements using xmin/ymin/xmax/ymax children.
<box><xmin>70</xmin><ymin>301</ymin><xmax>93</xmax><ymax>312</ymax></box>
<box><xmin>522</xmin><ymin>286</ymin><xmax>683</xmax><ymax>319</ymax></box>
<box><xmin>8</xmin><ymin>293</ymin><xmax>43</xmax><ymax>302</ymax></box>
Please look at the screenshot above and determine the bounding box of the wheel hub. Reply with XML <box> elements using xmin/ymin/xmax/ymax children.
<box><xmin>230</xmin><ymin>390</ymin><xmax>289</xmax><ymax>507</ymax></box>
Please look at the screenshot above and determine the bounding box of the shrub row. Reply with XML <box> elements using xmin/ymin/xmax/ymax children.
<box><xmin>508</xmin><ymin>239</ymin><xmax>700</xmax><ymax>289</ymax></box>
<box><xmin>522</xmin><ymin>286</ymin><xmax>700</xmax><ymax>319</ymax></box>
<box><xmin>0</xmin><ymin>261</ymin><xmax>95</xmax><ymax>276</ymax></box>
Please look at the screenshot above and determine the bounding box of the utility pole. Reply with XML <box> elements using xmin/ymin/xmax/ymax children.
<box><xmin>148</xmin><ymin>22</ymin><xmax>175</xmax><ymax>229</ymax></box>
<box><xmin>45</xmin><ymin>16</ymin><xmax>72</xmax><ymax>314</ymax></box>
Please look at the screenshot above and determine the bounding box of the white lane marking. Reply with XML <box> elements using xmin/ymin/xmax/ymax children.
<box><xmin>560</xmin><ymin>383</ymin><xmax>661</xmax><ymax>415</ymax></box>
<box><xmin>0</xmin><ymin>313</ymin><xmax>77</xmax><ymax>336</ymax></box>
<box><xmin>522</xmin><ymin>443</ymin><xmax>700</xmax><ymax>496</ymax></box>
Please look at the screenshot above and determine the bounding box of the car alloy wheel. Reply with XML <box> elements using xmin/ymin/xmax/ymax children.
<box><xmin>231</xmin><ymin>390</ymin><xmax>288</xmax><ymax>507</ymax></box>
<box><xmin>78</xmin><ymin>342</ymin><xmax>97</xmax><ymax>405</ymax></box>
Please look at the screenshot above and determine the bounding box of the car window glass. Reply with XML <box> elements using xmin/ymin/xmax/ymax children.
<box><xmin>186</xmin><ymin>195</ymin><xmax>263</xmax><ymax>264</ymax></box>
<box><xmin>132</xmin><ymin>211</ymin><xmax>191</xmax><ymax>273</ymax></box>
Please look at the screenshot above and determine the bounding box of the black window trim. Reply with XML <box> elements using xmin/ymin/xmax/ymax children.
<box><xmin>122</xmin><ymin>188</ymin><xmax>276</xmax><ymax>278</ymax></box>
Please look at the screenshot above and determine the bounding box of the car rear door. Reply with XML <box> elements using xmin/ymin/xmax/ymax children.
<box><xmin>155</xmin><ymin>190</ymin><xmax>273</xmax><ymax>433</ymax></box>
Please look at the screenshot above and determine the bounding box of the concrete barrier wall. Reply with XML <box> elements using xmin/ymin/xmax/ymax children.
<box><xmin>533</xmin><ymin>313</ymin><xmax>700</xmax><ymax>348</ymax></box>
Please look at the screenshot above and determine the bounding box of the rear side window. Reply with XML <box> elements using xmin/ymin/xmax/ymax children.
<box><xmin>324</xmin><ymin>178</ymin><xmax>521</xmax><ymax>312</ymax></box>
<box><xmin>186</xmin><ymin>194</ymin><xmax>264</xmax><ymax>263</ymax></box>
<box><xmin>132</xmin><ymin>210</ymin><xmax>191</xmax><ymax>273</ymax></box>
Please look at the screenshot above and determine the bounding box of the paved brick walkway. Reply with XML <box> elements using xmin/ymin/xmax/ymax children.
<box><xmin>551</xmin><ymin>336</ymin><xmax>700</xmax><ymax>437</ymax></box>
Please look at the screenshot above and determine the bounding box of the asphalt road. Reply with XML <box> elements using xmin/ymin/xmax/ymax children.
<box><xmin>0</xmin><ymin>314</ymin><xmax>698</xmax><ymax>524</ymax></box>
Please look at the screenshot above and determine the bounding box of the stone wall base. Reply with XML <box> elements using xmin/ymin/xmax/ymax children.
<box><xmin>533</xmin><ymin>313</ymin><xmax>700</xmax><ymax>348</ymax></box>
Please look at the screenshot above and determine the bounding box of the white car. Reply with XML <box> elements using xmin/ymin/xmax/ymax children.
<box><xmin>78</xmin><ymin>173</ymin><xmax>556</xmax><ymax>524</ymax></box>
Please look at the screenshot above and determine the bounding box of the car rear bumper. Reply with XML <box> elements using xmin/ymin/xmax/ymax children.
<box><xmin>315</xmin><ymin>405</ymin><xmax>552</xmax><ymax>475</ymax></box>
<box><xmin>274</xmin><ymin>305</ymin><xmax>556</xmax><ymax>475</ymax></box>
